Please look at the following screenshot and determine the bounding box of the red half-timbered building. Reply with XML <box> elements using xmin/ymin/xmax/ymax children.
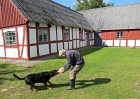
<box><xmin>0</xmin><ymin>0</ymin><xmax>94</xmax><ymax>60</ymax></box>
<box><xmin>80</xmin><ymin>3</ymin><xmax>140</xmax><ymax>47</ymax></box>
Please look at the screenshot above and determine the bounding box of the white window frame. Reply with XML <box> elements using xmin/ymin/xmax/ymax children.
<box><xmin>117</xmin><ymin>31</ymin><xmax>123</xmax><ymax>38</ymax></box>
<box><xmin>38</xmin><ymin>28</ymin><xmax>48</xmax><ymax>42</ymax></box>
<box><xmin>63</xmin><ymin>29</ymin><xmax>70</xmax><ymax>40</ymax></box>
<box><xmin>4</xmin><ymin>31</ymin><xmax>17</xmax><ymax>46</ymax></box>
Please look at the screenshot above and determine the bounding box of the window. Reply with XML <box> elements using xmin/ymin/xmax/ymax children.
<box><xmin>63</xmin><ymin>29</ymin><xmax>70</xmax><ymax>40</ymax></box>
<box><xmin>117</xmin><ymin>32</ymin><xmax>123</xmax><ymax>38</ymax></box>
<box><xmin>89</xmin><ymin>33</ymin><xmax>93</xmax><ymax>39</ymax></box>
<box><xmin>4</xmin><ymin>31</ymin><xmax>16</xmax><ymax>46</ymax></box>
<box><xmin>79</xmin><ymin>30</ymin><xmax>83</xmax><ymax>40</ymax></box>
<box><xmin>38</xmin><ymin>29</ymin><xmax>48</xmax><ymax>42</ymax></box>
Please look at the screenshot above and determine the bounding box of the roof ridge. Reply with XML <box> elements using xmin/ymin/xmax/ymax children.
<box><xmin>80</xmin><ymin>2</ymin><xmax>140</xmax><ymax>11</ymax></box>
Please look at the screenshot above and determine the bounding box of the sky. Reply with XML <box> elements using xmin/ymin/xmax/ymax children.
<box><xmin>53</xmin><ymin>0</ymin><xmax>140</xmax><ymax>9</ymax></box>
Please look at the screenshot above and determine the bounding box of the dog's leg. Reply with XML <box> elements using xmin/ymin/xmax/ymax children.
<box><xmin>30</xmin><ymin>83</ymin><xmax>37</xmax><ymax>91</ymax></box>
<box><xmin>43</xmin><ymin>82</ymin><xmax>52</xmax><ymax>90</ymax></box>
<box><xmin>48</xmin><ymin>81</ymin><xmax>55</xmax><ymax>85</ymax></box>
<box><xmin>46</xmin><ymin>86</ymin><xmax>53</xmax><ymax>90</ymax></box>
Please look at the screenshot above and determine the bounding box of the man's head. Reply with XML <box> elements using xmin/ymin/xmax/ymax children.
<box><xmin>59</xmin><ymin>49</ymin><xmax>66</xmax><ymax>57</ymax></box>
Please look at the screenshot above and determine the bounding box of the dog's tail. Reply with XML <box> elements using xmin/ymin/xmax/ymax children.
<box><xmin>13</xmin><ymin>74</ymin><xmax>25</xmax><ymax>80</ymax></box>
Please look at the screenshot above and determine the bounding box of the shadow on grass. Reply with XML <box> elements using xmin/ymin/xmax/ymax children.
<box><xmin>33</xmin><ymin>78</ymin><xmax>111</xmax><ymax>91</ymax></box>
<box><xmin>0</xmin><ymin>77</ymin><xmax>15</xmax><ymax>85</ymax></box>
<box><xmin>34</xmin><ymin>83</ymin><xmax>68</xmax><ymax>91</ymax></box>
<box><xmin>79</xmin><ymin>46</ymin><xmax>103</xmax><ymax>57</ymax></box>
<box><xmin>36</xmin><ymin>46</ymin><xmax>103</xmax><ymax>61</ymax></box>
<box><xmin>75</xmin><ymin>78</ymin><xmax>111</xmax><ymax>89</ymax></box>
<box><xmin>0</xmin><ymin>63</ymin><xmax>26</xmax><ymax>85</ymax></box>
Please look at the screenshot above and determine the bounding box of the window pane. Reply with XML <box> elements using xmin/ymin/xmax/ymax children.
<box><xmin>6</xmin><ymin>37</ymin><xmax>10</xmax><ymax>40</ymax></box>
<box><xmin>89</xmin><ymin>33</ymin><xmax>93</xmax><ymax>39</ymax></box>
<box><xmin>117</xmin><ymin>32</ymin><xmax>123</xmax><ymax>38</ymax></box>
<box><xmin>64</xmin><ymin>30</ymin><xmax>70</xmax><ymax>40</ymax></box>
<box><xmin>9</xmin><ymin>33</ymin><xmax>12</xmax><ymax>36</ymax></box>
<box><xmin>4</xmin><ymin>31</ymin><xmax>16</xmax><ymax>46</ymax></box>
<box><xmin>44</xmin><ymin>34</ymin><xmax>48</xmax><ymax>41</ymax></box>
<box><xmin>13</xmin><ymin>40</ymin><xmax>16</xmax><ymax>44</ymax></box>
<box><xmin>5</xmin><ymin>33</ymin><xmax>9</xmax><ymax>36</ymax></box>
<box><xmin>38</xmin><ymin>29</ymin><xmax>48</xmax><ymax>42</ymax></box>
<box><xmin>13</xmin><ymin>36</ymin><xmax>16</xmax><ymax>40</ymax></box>
<box><xmin>39</xmin><ymin>38</ymin><xmax>42</xmax><ymax>41</ymax></box>
<box><xmin>10</xmin><ymin>37</ymin><xmax>12</xmax><ymax>40</ymax></box>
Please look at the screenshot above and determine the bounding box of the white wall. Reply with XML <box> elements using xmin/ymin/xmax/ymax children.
<box><xmin>136</xmin><ymin>40</ymin><xmax>140</xmax><ymax>46</ymax></box>
<box><xmin>39</xmin><ymin>44</ymin><xmax>49</xmax><ymax>55</ymax></box>
<box><xmin>103</xmin><ymin>39</ymin><xmax>140</xmax><ymax>47</ymax></box>
<box><xmin>70</xmin><ymin>27</ymin><xmax>72</xmax><ymax>40</ymax></box>
<box><xmin>64</xmin><ymin>42</ymin><xmax>68</xmax><ymax>50</ymax></box>
<box><xmin>51</xmin><ymin>43</ymin><xmax>57</xmax><ymax>53</ymax></box>
<box><xmin>57</xmin><ymin>25</ymin><xmax>62</xmax><ymax>40</ymax></box>
<box><xmin>114</xmin><ymin>40</ymin><xmax>120</xmax><ymax>46</ymax></box>
<box><xmin>127</xmin><ymin>40</ymin><xmax>135</xmax><ymax>47</ymax></box>
<box><xmin>50</xmin><ymin>25</ymin><xmax>56</xmax><ymax>41</ymax></box>
<box><xmin>120</xmin><ymin>40</ymin><xmax>126</xmax><ymax>46</ymax></box>
<box><xmin>73</xmin><ymin>28</ymin><xmax>77</xmax><ymax>39</ymax></box>
<box><xmin>0</xmin><ymin>23</ymin><xmax>88</xmax><ymax>60</ymax></box>
<box><xmin>0</xmin><ymin>30</ymin><xmax>3</xmax><ymax>45</ymax></box>
<box><xmin>69</xmin><ymin>41</ymin><xmax>72</xmax><ymax>49</ymax></box>
<box><xmin>76</xmin><ymin>28</ymin><xmax>79</xmax><ymax>38</ymax></box>
<box><xmin>90</xmin><ymin>40</ymin><xmax>94</xmax><ymax>45</ymax></box>
<box><xmin>30</xmin><ymin>46</ymin><xmax>37</xmax><ymax>57</ymax></box>
<box><xmin>1</xmin><ymin>27</ymin><xmax>29</xmax><ymax>59</ymax></box>
<box><xmin>0</xmin><ymin>47</ymin><xmax>5</xmax><ymax>57</ymax></box>
<box><xmin>19</xmin><ymin>46</ymin><xmax>27</xmax><ymax>58</ymax></box>
<box><xmin>29</xmin><ymin>29</ymin><xmax>36</xmax><ymax>44</ymax></box>
<box><xmin>6</xmin><ymin>48</ymin><xmax>18</xmax><ymax>58</ymax></box>
<box><xmin>83</xmin><ymin>41</ymin><xmax>85</xmax><ymax>46</ymax></box>
<box><xmin>103</xmin><ymin>40</ymin><xmax>113</xmax><ymax>46</ymax></box>
<box><xmin>30</xmin><ymin>21</ymin><xmax>36</xmax><ymax>27</ymax></box>
<box><xmin>58</xmin><ymin>43</ymin><xmax>63</xmax><ymax>51</ymax></box>
<box><xmin>77</xmin><ymin>40</ymin><xmax>79</xmax><ymax>48</ymax></box>
<box><xmin>73</xmin><ymin>40</ymin><xmax>77</xmax><ymax>48</ymax></box>
<box><xmin>17</xmin><ymin>27</ymin><xmax>24</xmax><ymax>44</ymax></box>
<box><xmin>40</xmin><ymin>23</ymin><xmax>47</xmax><ymax>27</ymax></box>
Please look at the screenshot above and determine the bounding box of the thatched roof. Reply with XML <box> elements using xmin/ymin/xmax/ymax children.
<box><xmin>11</xmin><ymin>0</ymin><xmax>93</xmax><ymax>30</ymax></box>
<box><xmin>79</xmin><ymin>3</ymin><xmax>140</xmax><ymax>31</ymax></box>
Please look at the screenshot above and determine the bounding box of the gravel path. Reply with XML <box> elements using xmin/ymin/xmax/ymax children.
<box><xmin>0</xmin><ymin>54</ymin><xmax>59</xmax><ymax>67</ymax></box>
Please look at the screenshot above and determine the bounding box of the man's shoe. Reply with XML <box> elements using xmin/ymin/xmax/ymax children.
<box><xmin>66</xmin><ymin>80</ymin><xmax>75</xmax><ymax>90</ymax></box>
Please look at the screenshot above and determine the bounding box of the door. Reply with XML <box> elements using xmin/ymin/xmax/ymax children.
<box><xmin>95</xmin><ymin>33</ymin><xmax>102</xmax><ymax>46</ymax></box>
<box><xmin>85</xmin><ymin>32</ymin><xmax>90</xmax><ymax>46</ymax></box>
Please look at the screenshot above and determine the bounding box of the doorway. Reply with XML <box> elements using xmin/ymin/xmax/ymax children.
<box><xmin>95</xmin><ymin>33</ymin><xmax>102</xmax><ymax>46</ymax></box>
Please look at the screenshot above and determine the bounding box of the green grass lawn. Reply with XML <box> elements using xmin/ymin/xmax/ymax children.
<box><xmin>0</xmin><ymin>47</ymin><xmax>140</xmax><ymax>99</ymax></box>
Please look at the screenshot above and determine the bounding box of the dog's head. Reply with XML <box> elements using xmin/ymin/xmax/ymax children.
<box><xmin>49</xmin><ymin>70</ymin><xmax>59</xmax><ymax>77</ymax></box>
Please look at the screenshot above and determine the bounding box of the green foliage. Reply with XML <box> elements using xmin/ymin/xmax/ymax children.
<box><xmin>0</xmin><ymin>47</ymin><xmax>140</xmax><ymax>99</ymax></box>
<box><xmin>75</xmin><ymin>0</ymin><xmax>114</xmax><ymax>11</ymax></box>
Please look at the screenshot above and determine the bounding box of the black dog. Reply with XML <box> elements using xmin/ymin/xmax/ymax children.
<box><xmin>13</xmin><ymin>70</ymin><xmax>58</xmax><ymax>91</ymax></box>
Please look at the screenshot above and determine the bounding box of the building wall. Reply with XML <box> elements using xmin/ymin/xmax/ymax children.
<box><xmin>85</xmin><ymin>31</ymin><xmax>94</xmax><ymax>46</ymax></box>
<box><xmin>0</xmin><ymin>0</ymin><xmax>94</xmax><ymax>60</ymax></box>
<box><xmin>0</xmin><ymin>29</ymin><xmax>5</xmax><ymax>57</ymax></box>
<box><xmin>102</xmin><ymin>30</ymin><xmax>140</xmax><ymax>47</ymax></box>
<box><xmin>0</xmin><ymin>25</ymin><xmax>28</xmax><ymax>60</ymax></box>
<box><xmin>0</xmin><ymin>0</ymin><xmax>26</xmax><ymax>28</ymax></box>
<box><xmin>27</xmin><ymin>22</ymin><xmax>89</xmax><ymax>60</ymax></box>
<box><xmin>0</xmin><ymin>20</ymin><xmax>94</xmax><ymax>60</ymax></box>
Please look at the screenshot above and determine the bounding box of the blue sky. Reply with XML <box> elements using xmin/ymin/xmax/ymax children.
<box><xmin>53</xmin><ymin>0</ymin><xmax>140</xmax><ymax>9</ymax></box>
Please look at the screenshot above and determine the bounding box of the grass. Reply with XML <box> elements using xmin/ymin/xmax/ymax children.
<box><xmin>0</xmin><ymin>47</ymin><xmax>140</xmax><ymax>99</ymax></box>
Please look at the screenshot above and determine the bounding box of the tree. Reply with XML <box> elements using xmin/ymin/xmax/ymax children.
<box><xmin>74</xmin><ymin>0</ymin><xmax>114</xmax><ymax>11</ymax></box>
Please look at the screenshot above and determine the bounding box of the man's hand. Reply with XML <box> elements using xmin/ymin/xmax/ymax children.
<box><xmin>58</xmin><ymin>67</ymin><xmax>65</xmax><ymax>73</ymax></box>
